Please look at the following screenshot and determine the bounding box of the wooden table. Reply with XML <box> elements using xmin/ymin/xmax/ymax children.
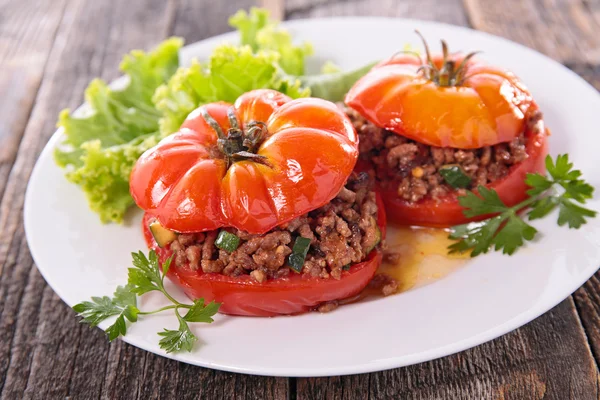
<box><xmin>2</xmin><ymin>0</ymin><xmax>600</xmax><ymax>398</ymax></box>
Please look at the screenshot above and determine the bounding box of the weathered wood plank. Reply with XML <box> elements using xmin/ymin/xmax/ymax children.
<box><xmin>285</xmin><ymin>0</ymin><xmax>469</xmax><ymax>26</ymax></box>
<box><xmin>0</xmin><ymin>0</ymin><xmax>68</xmax><ymax>274</ymax></box>
<box><xmin>565</xmin><ymin>62</ymin><xmax>600</xmax><ymax>90</ymax></box>
<box><xmin>261</xmin><ymin>0</ymin><xmax>285</xmax><ymax>21</ymax></box>
<box><xmin>464</xmin><ymin>0</ymin><xmax>600</xmax><ymax>64</ymax></box>
<box><xmin>0</xmin><ymin>0</ymin><xmax>68</xmax><ymax>395</ymax></box>
<box><xmin>574</xmin><ymin>275</ymin><xmax>600</xmax><ymax>376</ymax></box>
<box><xmin>297</xmin><ymin>300</ymin><xmax>599</xmax><ymax>400</ymax></box>
<box><xmin>0</xmin><ymin>0</ymin><xmax>178</xmax><ymax>397</ymax></box>
<box><xmin>170</xmin><ymin>0</ymin><xmax>255</xmax><ymax>44</ymax></box>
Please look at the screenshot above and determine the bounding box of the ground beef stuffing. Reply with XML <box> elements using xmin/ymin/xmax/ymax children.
<box><xmin>342</xmin><ymin>105</ymin><xmax>543</xmax><ymax>203</ymax></box>
<box><xmin>368</xmin><ymin>274</ymin><xmax>399</xmax><ymax>297</ymax></box>
<box><xmin>317</xmin><ymin>301</ymin><xmax>339</xmax><ymax>313</ymax></box>
<box><xmin>169</xmin><ymin>172</ymin><xmax>380</xmax><ymax>282</ymax></box>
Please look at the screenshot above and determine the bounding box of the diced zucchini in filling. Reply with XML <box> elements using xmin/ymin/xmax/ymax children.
<box><xmin>365</xmin><ymin>218</ymin><xmax>381</xmax><ymax>255</ymax></box>
<box><xmin>149</xmin><ymin>220</ymin><xmax>177</xmax><ymax>248</ymax></box>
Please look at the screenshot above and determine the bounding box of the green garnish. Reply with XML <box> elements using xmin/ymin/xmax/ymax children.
<box><xmin>229</xmin><ymin>8</ymin><xmax>314</xmax><ymax>76</ymax></box>
<box><xmin>293</xmin><ymin>61</ymin><xmax>378</xmax><ymax>102</ymax></box>
<box><xmin>449</xmin><ymin>154</ymin><xmax>596</xmax><ymax>257</ymax></box>
<box><xmin>54</xmin><ymin>38</ymin><xmax>182</xmax><ymax>223</ymax></box>
<box><xmin>439</xmin><ymin>165</ymin><xmax>472</xmax><ymax>188</ymax></box>
<box><xmin>215</xmin><ymin>231</ymin><xmax>241</xmax><ymax>252</ymax></box>
<box><xmin>72</xmin><ymin>285</ymin><xmax>139</xmax><ymax>341</ymax></box>
<box><xmin>288</xmin><ymin>236</ymin><xmax>312</xmax><ymax>272</ymax></box>
<box><xmin>73</xmin><ymin>250</ymin><xmax>220</xmax><ymax>353</ymax></box>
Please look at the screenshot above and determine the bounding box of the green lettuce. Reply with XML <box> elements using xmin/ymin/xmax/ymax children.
<box><xmin>320</xmin><ymin>61</ymin><xmax>343</xmax><ymax>74</ymax></box>
<box><xmin>154</xmin><ymin>44</ymin><xmax>309</xmax><ymax>135</ymax></box>
<box><xmin>229</xmin><ymin>7</ymin><xmax>313</xmax><ymax>75</ymax></box>
<box><xmin>154</xmin><ymin>7</ymin><xmax>374</xmax><ymax>136</ymax></box>
<box><xmin>227</xmin><ymin>7</ymin><xmax>269</xmax><ymax>51</ymax></box>
<box><xmin>54</xmin><ymin>38</ymin><xmax>183</xmax><ymax>223</ymax></box>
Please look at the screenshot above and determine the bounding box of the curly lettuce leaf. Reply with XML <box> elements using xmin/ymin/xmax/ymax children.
<box><xmin>55</xmin><ymin>134</ymin><xmax>162</xmax><ymax>223</ymax></box>
<box><xmin>320</xmin><ymin>61</ymin><xmax>342</xmax><ymax>74</ymax></box>
<box><xmin>228</xmin><ymin>7</ymin><xmax>270</xmax><ymax>51</ymax></box>
<box><xmin>254</xmin><ymin>24</ymin><xmax>313</xmax><ymax>76</ymax></box>
<box><xmin>154</xmin><ymin>44</ymin><xmax>309</xmax><ymax>135</ymax></box>
<box><xmin>54</xmin><ymin>38</ymin><xmax>182</xmax><ymax>223</ymax></box>
<box><xmin>229</xmin><ymin>7</ymin><xmax>313</xmax><ymax>75</ymax></box>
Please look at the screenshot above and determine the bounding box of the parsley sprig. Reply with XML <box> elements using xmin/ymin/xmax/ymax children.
<box><xmin>449</xmin><ymin>154</ymin><xmax>597</xmax><ymax>257</ymax></box>
<box><xmin>73</xmin><ymin>250</ymin><xmax>220</xmax><ymax>353</ymax></box>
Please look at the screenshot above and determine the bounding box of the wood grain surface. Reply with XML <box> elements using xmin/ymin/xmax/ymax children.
<box><xmin>0</xmin><ymin>0</ymin><xmax>599</xmax><ymax>399</ymax></box>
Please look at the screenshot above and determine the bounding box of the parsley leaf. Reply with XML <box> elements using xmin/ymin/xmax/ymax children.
<box><xmin>449</xmin><ymin>217</ymin><xmax>504</xmax><ymax>256</ymax></box>
<box><xmin>183</xmin><ymin>299</ymin><xmax>221</xmax><ymax>323</ymax></box>
<box><xmin>562</xmin><ymin>180</ymin><xmax>594</xmax><ymax>202</ymax></box>
<box><xmin>158</xmin><ymin>312</ymin><xmax>197</xmax><ymax>353</ymax></box>
<box><xmin>114</xmin><ymin>284</ymin><xmax>138</xmax><ymax>310</ymax></box>
<box><xmin>458</xmin><ymin>186</ymin><xmax>508</xmax><ymax>217</ymax></box>
<box><xmin>525</xmin><ymin>173</ymin><xmax>552</xmax><ymax>196</ymax></box>
<box><xmin>128</xmin><ymin>250</ymin><xmax>162</xmax><ymax>295</ymax></box>
<box><xmin>73</xmin><ymin>285</ymin><xmax>140</xmax><ymax>341</ymax></box>
<box><xmin>557</xmin><ymin>198</ymin><xmax>597</xmax><ymax>228</ymax></box>
<box><xmin>105</xmin><ymin>314</ymin><xmax>128</xmax><ymax>341</ymax></box>
<box><xmin>73</xmin><ymin>250</ymin><xmax>220</xmax><ymax>351</ymax></box>
<box><xmin>528</xmin><ymin>196</ymin><xmax>558</xmax><ymax>220</ymax></box>
<box><xmin>547</xmin><ymin>153</ymin><xmax>578</xmax><ymax>180</ymax></box>
<box><xmin>449</xmin><ymin>154</ymin><xmax>596</xmax><ymax>257</ymax></box>
<box><xmin>492</xmin><ymin>214</ymin><xmax>537</xmax><ymax>255</ymax></box>
<box><xmin>73</xmin><ymin>296</ymin><xmax>122</xmax><ymax>327</ymax></box>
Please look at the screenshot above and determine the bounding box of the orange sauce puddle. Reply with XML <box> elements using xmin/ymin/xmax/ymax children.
<box><xmin>343</xmin><ymin>225</ymin><xmax>469</xmax><ymax>304</ymax></box>
<box><xmin>379</xmin><ymin>224</ymin><xmax>469</xmax><ymax>292</ymax></box>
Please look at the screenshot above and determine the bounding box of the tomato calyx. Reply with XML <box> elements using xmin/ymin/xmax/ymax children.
<box><xmin>414</xmin><ymin>30</ymin><xmax>480</xmax><ymax>87</ymax></box>
<box><xmin>199</xmin><ymin>106</ymin><xmax>272</xmax><ymax>168</ymax></box>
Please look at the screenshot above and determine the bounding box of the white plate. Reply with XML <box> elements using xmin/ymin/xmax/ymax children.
<box><xmin>24</xmin><ymin>17</ymin><xmax>600</xmax><ymax>377</ymax></box>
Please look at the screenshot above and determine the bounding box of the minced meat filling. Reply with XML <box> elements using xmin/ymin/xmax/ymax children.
<box><xmin>169</xmin><ymin>173</ymin><xmax>380</xmax><ymax>282</ymax></box>
<box><xmin>343</xmin><ymin>105</ymin><xmax>541</xmax><ymax>203</ymax></box>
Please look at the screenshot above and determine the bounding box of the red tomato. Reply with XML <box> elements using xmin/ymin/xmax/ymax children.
<box><xmin>131</xmin><ymin>89</ymin><xmax>358</xmax><ymax>234</ymax></box>
<box><xmin>379</xmin><ymin>125</ymin><xmax>549</xmax><ymax>227</ymax></box>
<box><xmin>142</xmin><ymin>195</ymin><xmax>387</xmax><ymax>317</ymax></box>
<box><xmin>345</xmin><ymin>52</ymin><xmax>535</xmax><ymax>149</ymax></box>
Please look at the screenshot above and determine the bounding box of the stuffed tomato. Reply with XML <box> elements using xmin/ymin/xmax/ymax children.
<box><xmin>130</xmin><ymin>89</ymin><xmax>386</xmax><ymax>316</ymax></box>
<box><xmin>344</xmin><ymin>34</ymin><xmax>549</xmax><ymax>227</ymax></box>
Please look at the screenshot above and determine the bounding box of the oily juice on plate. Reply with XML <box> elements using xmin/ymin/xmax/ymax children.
<box><xmin>342</xmin><ymin>224</ymin><xmax>468</xmax><ymax>305</ymax></box>
<box><xmin>380</xmin><ymin>225</ymin><xmax>469</xmax><ymax>292</ymax></box>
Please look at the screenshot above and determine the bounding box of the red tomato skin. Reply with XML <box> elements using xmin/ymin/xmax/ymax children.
<box><xmin>142</xmin><ymin>195</ymin><xmax>387</xmax><ymax>317</ymax></box>
<box><xmin>161</xmin><ymin>249</ymin><xmax>382</xmax><ymax>317</ymax></box>
<box><xmin>378</xmin><ymin>127</ymin><xmax>549</xmax><ymax>227</ymax></box>
<box><xmin>130</xmin><ymin>90</ymin><xmax>359</xmax><ymax>235</ymax></box>
<box><xmin>345</xmin><ymin>53</ymin><xmax>535</xmax><ymax>149</ymax></box>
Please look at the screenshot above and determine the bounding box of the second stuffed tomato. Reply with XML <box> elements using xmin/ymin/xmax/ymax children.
<box><xmin>130</xmin><ymin>89</ymin><xmax>385</xmax><ymax>316</ymax></box>
<box><xmin>344</xmin><ymin>35</ymin><xmax>549</xmax><ymax>227</ymax></box>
